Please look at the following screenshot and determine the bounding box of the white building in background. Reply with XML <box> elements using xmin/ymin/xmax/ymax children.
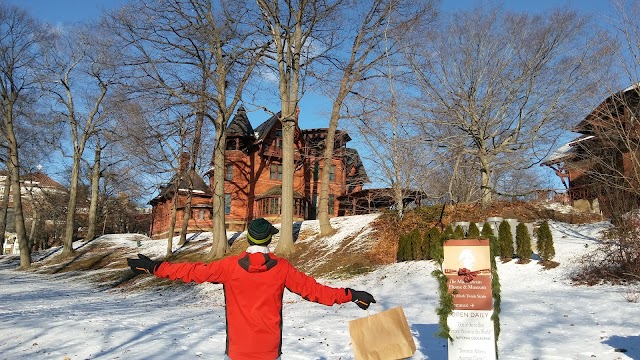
<box><xmin>1</xmin><ymin>166</ymin><xmax>68</xmax><ymax>254</ymax></box>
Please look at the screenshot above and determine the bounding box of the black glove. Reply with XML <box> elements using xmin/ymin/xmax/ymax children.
<box><xmin>347</xmin><ymin>288</ymin><xmax>376</xmax><ymax>310</ymax></box>
<box><xmin>127</xmin><ymin>254</ymin><xmax>162</xmax><ymax>275</ymax></box>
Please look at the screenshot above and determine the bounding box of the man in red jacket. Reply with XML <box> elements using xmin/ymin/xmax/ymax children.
<box><xmin>127</xmin><ymin>218</ymin><xmax>375</xmax><ymax>360</ymax></box>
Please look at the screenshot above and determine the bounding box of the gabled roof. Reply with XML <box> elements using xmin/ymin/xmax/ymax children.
<box><xmin>575</xmin><ymin>83</ymin><xmax>640</xmax><ymax>133</ymax></box>
<box><xmin>149</xmin><ymin>170</ymin><xmax>211</xmax><ymax>204</ymax></box>
<box><xmin>344</xmin><ymin>148</ymin><xmax>370</xmax><ymax>184</ymax></box>
<box><xmin>254</xmin><ymin>112</ymin><xmax>281</xmax><ymax>141</ymax></box>
<box><xmin>0</xmin><ymin>170</ymin><xmax>67</xmax><ymax>192</ymax></box>
<box><xmin>23</xmin><ymin>171</ymin><xmax>67</xmax><ymax>191</ymax></box>
<box><xmin>227</xmin><ymin>106</ymin><xmax>255</xmax><ymax>138</ymax></box>
<box><xmin>541</xmin><ymin>135</ymin><xmax>596</xmax><ymax>166</ymax></box>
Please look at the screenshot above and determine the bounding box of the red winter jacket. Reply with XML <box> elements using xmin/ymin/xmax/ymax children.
<box><xmin>154</xmin><ymin>249</ymin><xmax>353</xmax><ymax>360</ymax></box>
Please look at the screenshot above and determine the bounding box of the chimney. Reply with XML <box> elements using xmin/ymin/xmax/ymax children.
<box><xmin>295</xmin><ymin>105</ymin><xmax>300</xmax><ymax>123</ymax></box>
<box><xmin>179</xmin><ymin>152</ymin><xmax>190</xmax><ymax>172</ymax></box>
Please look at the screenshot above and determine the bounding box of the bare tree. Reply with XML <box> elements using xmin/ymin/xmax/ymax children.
<box><xmin>257</xmin><ymin>0</ymin><xmax>341</xmax><ymax>255</ymax></box>
<box><xmin>41</xmin><ymin>23</ymin><xmax>121</xmax><ymax>257</ymax></box>
<box><xmin>313</xmin><ymin>0</ymin><xmax>433</xmax><ymax>234</ymax></box>
<box><xmin>111</xmin><ymin>0</ymin><xmax>267</xmax><ymax>259</ymax></box>
<box><xmin>348</xmin><ymin>89</ymin><xmax>428</xmax><ymax>217</ymax></box>
<box><xmin>407</xmin><ymin>6</ymin><xmax>611</xmax><ymax>207</ymax></box>
<box><xmin>85</xmin><ymin>136</ymin><xmax>103</xmax><ymax>241</ymax></box>
<box><xmin>0</xmin><ymin>4</ymin><xmax>50</xmax><ymax>267</ymax></box>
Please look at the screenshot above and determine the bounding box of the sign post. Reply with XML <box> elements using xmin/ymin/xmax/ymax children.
<box><xmin>443</xmin><ymin>239</ymin><xmax>496</xmax><ymax>360</ymax></box>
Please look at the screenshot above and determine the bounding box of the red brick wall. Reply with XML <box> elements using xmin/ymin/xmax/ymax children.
<box><xmin>150</xmin><ymin>193</ymin><xmax>213</xmax><ymax>239</ymax></box>
<box><xmin>152</xmin><ymin>128</ymin><xmax>355</xmax><ymax>236</ymax></box>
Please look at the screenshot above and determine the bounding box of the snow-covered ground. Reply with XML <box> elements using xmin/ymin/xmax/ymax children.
<box><xmin>0</xmin><ymin>216</ymin><xmax>638</xmax><ymax>360</ymax></box>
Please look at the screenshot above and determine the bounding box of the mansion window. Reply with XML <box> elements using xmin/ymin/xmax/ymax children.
<box><xmin>198</xmin><ymin>209</ymin><xmax>205</xmax><ymax>220</ymax></box>
<box><xmin>313</xmin><ymin>163</ymin><xmax>336</xmax><ymax>182</ymax></box>
<box><xmin>274</xmin><ymin>130</ymin><xmax>283</xmax><ymax>148</ymax></box>
<box><xmin>226</xmin><ymin>138</ymin><xmax>238</xmax><ymax>151</ymax></box>
<box><xmin>224</xmin><ymin>193</ymin><xmax>232</xmax><ymax>214</ymax></box>
<box><xmin>257</xmin><ymin>196</ymin><xmax>305</xmax><ymax>218</ymax></box>
<box><xmin>225</xmin><ymin>165</ymin><xmax>234</xmax><ymax>181</ymax></box>
<box><xmin>261</xmin><ymin>197</ymin><xmax>280</xmax><ymax>216</ymax></box>
<box><xmin>270</xmin><ymin>164</ymin><xmax>283</xmax><ymax>180</ymax></box>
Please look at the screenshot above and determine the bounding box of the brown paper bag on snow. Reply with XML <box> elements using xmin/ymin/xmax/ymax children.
<box><xmin>349</xmin><ymin>306</ymin><xmax>416</xmax><ymax>360</ymax></box>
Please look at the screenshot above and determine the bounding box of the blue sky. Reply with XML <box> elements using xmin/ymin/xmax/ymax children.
<box><xmin>5</xmin><ymin>0</ymin><xmax>129</xmax><ymax>25</ymax></box>
<box><xmin>7</xmin><ymin>0</ymin><xmax>616</xmax><ymax>21</ymax></box>
<box><xmin>7</xmin><ymin>0</ymin><xmax>619</xmax><ymax>130</ymax></box>
<box><xmin>6</xmin><ymin>0</ymin><xmax>623</xmax><ymax>191</ymax></box>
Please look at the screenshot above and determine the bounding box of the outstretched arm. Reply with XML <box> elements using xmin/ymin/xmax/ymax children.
<box><xmin>127</xmin><ymin>254</ymin><xmax>229</xmax><ymax>284</ymax></box>
<box><xmin>284</xmin><ymin>261</ymin><xmax>375</xmax><ymax>309</ymax></box>
<box><xmin>127</xmin><ymin>254</ymin><xmax>162</xmax><ymax>275</ymax></box>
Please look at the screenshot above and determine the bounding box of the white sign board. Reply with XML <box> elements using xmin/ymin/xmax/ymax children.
<box><xmin>447</xmin><ymin>310</ymin><xmax>496</xmax><ymax>360</ymax></box>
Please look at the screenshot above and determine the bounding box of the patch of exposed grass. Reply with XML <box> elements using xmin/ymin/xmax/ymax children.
<box><xmin>541</xmin><ymin>260</ymin><xmax>560</xmax><ymax>270</ymax></box>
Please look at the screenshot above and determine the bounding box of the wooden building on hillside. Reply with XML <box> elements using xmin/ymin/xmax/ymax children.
<box><xmin>148</xmin><ymin>106</ymin><xmax>370</xmax><ymax>238</ymax></box>
<box><xmin>148</xmin><ymin>154</ymin><xmax>213</xmax><ymax>239</ymax></box>
<box><xmin>542</xmin><ymin>84</ymin><xmax>640</xmax><ymax>214</ymax></box>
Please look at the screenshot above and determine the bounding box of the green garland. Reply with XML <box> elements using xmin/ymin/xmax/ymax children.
<box><xmin>433</xmin><ymin>231</ymin><xmax>502</xmax><ymax>357</ymax></box>
<box><xmin>489</xmin><ymin>235</ymin><xmax>501</xmax><ymax>357</ymax></box>
<box><xmin>432</xmin><ymin>268</ymin><xmax>454</xmax><ymax>340</ymax></box>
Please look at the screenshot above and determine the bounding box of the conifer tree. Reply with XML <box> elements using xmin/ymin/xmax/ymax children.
<box><xmin>537</xmin><ymin>221</ymin><xmax>555</xmax><ymax>262</ymax></box>
<box><xmin>410</xmin><ymin>228</ymin><xmax>422</xmax><ymax>260</ymax></box>
<box><xmin>443</xmin><ymin>224</ymin><xmax>454</xmax><ymax>240</ymax></box>
<box><xmin>397</xmin><ymin>233</ymin><xmax>407</xmax><ymax>262</ymax></box>
<box><xmin>421</xmin><ymin>230</ymin><xmax>431</xmax><ymax>260</ymax></box>
<box><xmin>453</xmin><ymin>225</ymin><xmax>465</xmax><ymax>239</ymax></box>
<box><xmin>515</xmin><ymin>223</ymin><xmax>532</xmax><ymax>261</ymax></box>
<box><xmin>428</xmin><ymin>227</ymin><xmax>443</xmax><ymax>263</ymax></box>
<box><xmin>481</xmin><ymin>222</ymin><xmax>494</xmax><ymax>238</ymax></box>
<box><xmin>467</xmin><ymin>222</ymin><xmax>480</xmax><ymax>238</ymax></box>
<box><xmin>498</xmin><ymin>221</ymin><xmax>514</xmax><ymax>259</ymax></box>
<box><xmin>404</xmin><ymin>232</ymin><xmax>414</xmax><ymax>261</ymax></box>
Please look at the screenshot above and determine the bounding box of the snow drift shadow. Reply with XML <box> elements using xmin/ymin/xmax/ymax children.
<box><xmin>549</xmin><ymin>222</ymin><xmax>606</xmax><ymax>242</ymax></box>
<box><xmin>603</xmin><ymin>335</ymin><xmax>639</xmax><ymax>359</ymax></box>
<box><xmin>412</xmin><ymin>323</ymin><xmax>447</xmax><ymax>359</ymax></box>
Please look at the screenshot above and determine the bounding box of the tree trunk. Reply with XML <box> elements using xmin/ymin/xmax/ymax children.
<box><xmin>480</xmin><ymin>159</ymin><xmax>492</xmax><ymax>207</ymax></box>
<box><xmin>86</xmin><ymin>144</ymin><xmax>101</xmax><ymax>240</ymax></box>
<box><xmin>275</xmin><ymin>115</ymin><xmax>296</xmax><ymax>256</ymax></box>
<box><xmin>62</xmin><ymin>159</ymin><xmax>81</xmax><ymax>257</ymax></box>
<box><xmin>394</xmin><ymin>185</ymin><xmax>404</xmax><ymax>219</ymax></box>
<box><xmin>0</xmin><ymin>171</ymin><xmax>11</xmax><ymax>237</ymax></box>
<box><xmin>166</xmin><ymin>183</ymin><xmax>179</xmax><ymax>257</ymax></box>
<box><xmin>318</xmin><ymin>100</ymin><xmax>343</xmax><ymax>237</ymax></box>
<box><xmin>210</xmin><ymin>113</ymin><xmax>228</xmax><ymax>259</ymax></box>
<box><xmin>28</xmin><ymin>209</ymin><xmax>41</xmax><ymax>251</ymax></box>
<box><xmin>6</xmin><ymin>118</ymin><xmax>29</xmax><ymax>267</ymax></box>
<box><xmin>178</xmin><ymin>189</ymin><xmax>192</xmax><ymax>245</ymax></box>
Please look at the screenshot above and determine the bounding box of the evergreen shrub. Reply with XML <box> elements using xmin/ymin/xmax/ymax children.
<box><xmin>443</xmin><ymin>224</ymin><xmax>454</xmax><ymax>240</ymax></box>
<box><xmin>515</xmin><ymin>223</ymin><xmax>532</xmax><ymax>261</ymax></box>
<box><xmin>453</xmin><ymin>225</ymin><xmax>465</xmax><ymax>239</ymax></box>
<box><xmin>537</xmin><ymin>220</ymin><xmax>555</xmax><ymax>262</ymax></box>
<box><xmin>481</xmin><ymin>222</ymin><xmax>494</xmax><ymax>238</ymax></box>
<box><xmin>467</xmin><ymin>222</ymin><xmax>480</xmax><ymax>238</ymax></box>
<box><xmin>498</xmin><ymin>221</ymin><xmax>514</xmax><ymax>259</ymax></box>
<box><xmin>409</xmin><ymin>228</ymin><xmax>422</xmax><ymax>260</ymax></box>
<box><xmin>421</xmin><ymin>230</ymin><xmax>431</xmax><ymax>260</ymax></box>
<box><xmin>428</xmin><ymin>227</ymin><xmax>443</xmax><ymax>263</ymax></box>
